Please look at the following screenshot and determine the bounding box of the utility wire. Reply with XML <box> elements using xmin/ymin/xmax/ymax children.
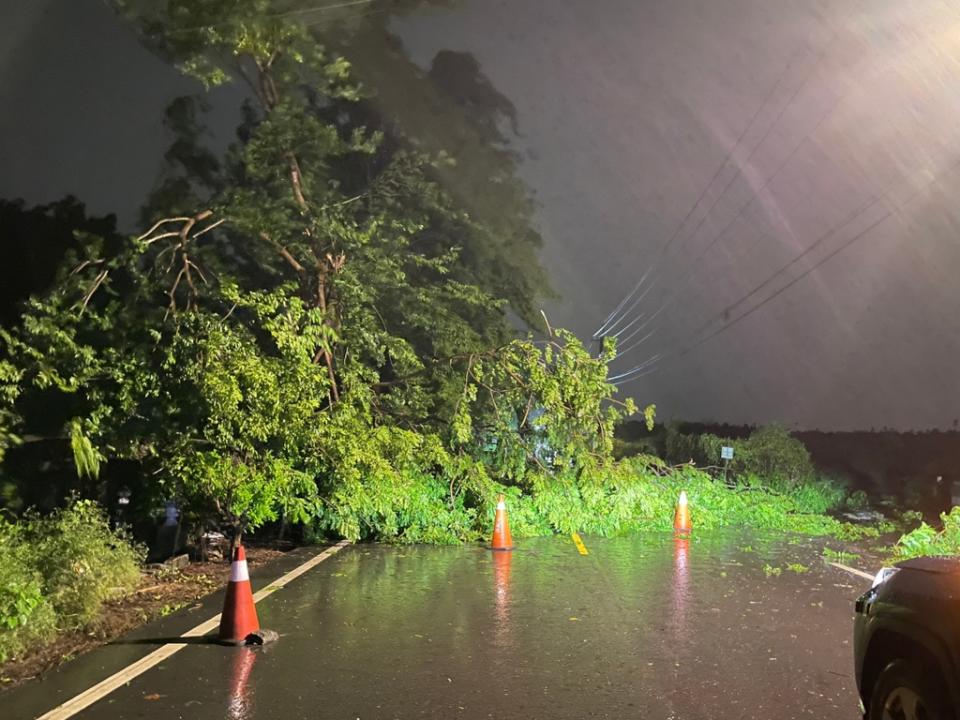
<box><xmin>611</xmin><ymin>156</ymin><xmax>960</xmax><ymax>385</ymax></box>
<box><xmin>596</xmin><ymin>43</ymin><xmax>820</xmax><ymax>339</ymax></box>
<box><xmin>612</xmin><ymin>96</ymin><xmax>841</xmax><ymax>359</ymax></box>
<box><xmin>599</xmin><ymin>1</ymin><xmax>865</xmax><ymax>345</ymax></box>
<box><xmin>131</xmin><ymin>0</ymin><xmax>381</xmax><ymax>36</ymax></box>
<box><xmin>592</xmin><ymin>48</ymin><xmax>799</xmax><ymax>339</ymax></box>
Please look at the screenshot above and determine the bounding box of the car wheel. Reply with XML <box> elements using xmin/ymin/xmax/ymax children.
<box><xmin>868</xmin><ymin>658</ymin><xmax>951</xmax><ymax>720</ymax></box>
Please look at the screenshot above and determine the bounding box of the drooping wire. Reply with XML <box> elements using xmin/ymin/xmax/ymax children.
<box><xmin>611</xmin><ymin>92</ymin><xmax>844</xmax><ymax>359</ymax></box>
<box><xmin>130</xmin><ymin>0</ymin><xmax>382</xmax><ymax>36</ymax></box>
<box><xmin>591</xmin><ymin>48</ymin><xmax>800</xmax><ymax>339</ymax></box>
<box><xmin>599</xmin><ymin>1</ymin><xmax>866</xmax><ymax>347</ymax></box>
<box><xmin>610</xmin><ymin>155</ymin><xmax>960</xmax><ymax>386</ymax></box>
<box><xmin>596</xmin><ymin>43</ymin><xmax>827</xmax><ymax>340</ymax></box>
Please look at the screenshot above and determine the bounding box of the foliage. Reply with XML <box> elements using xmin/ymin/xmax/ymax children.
<box><xmin>0</xmin><ymin>500</ymin><xmax>142</xmax><ymax>662</ymax></box>
<box><xmin>324</xmin><ymin>454</ymin><xmax>850</xmax><ymax>544</ymax></box>
<box><xmin>0</xmin><ymin>522</ymin><xmax>56</xmax><ymax>663</ymax></box>
<box><xmin>846</xmin><ymin>489</ymin><xmax>869</xmax><ymax>511</ymax></box>
<box><xmin>613</xmin><ymin>437</ymin><xmax>658</xmax><ymax>459</ymax></box>
<box><xmin>665</xmin><ymin>425</ymin><xmax>817</xmax><ymax>489</ymax></box>
<box><xmin>0</xmin><ymin>359</ymin><xmax>21</xmax><ymax>466</ymax></box>
<box><xmin>892</xmin><ymin>506</ymin><xmax>960</xmax><ymax>560</ymax></box>
<box><xmin>18</xmin><ymin>500</ymin><xmax>144</xmax><ymax>627</ymax></box>
<box><xmin>2</xmin><ymin>0</ymin><xmax>555</xmax><ymax>537</ymax></box>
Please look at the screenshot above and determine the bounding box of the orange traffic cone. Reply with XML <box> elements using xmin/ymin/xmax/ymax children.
<box><xmin>219</xmin><ymin>545</ymin><xmax>260</xmax><ymax>645</ymax></box>
<box><xmin>673</xmin><ymin>491</ymin><xmax>692</xmax><ymax>536</ymax></box>
<box><xmin>490</xmin><ymin>495</ymin><xmax>514</xmax><ymax>551</ymax></box>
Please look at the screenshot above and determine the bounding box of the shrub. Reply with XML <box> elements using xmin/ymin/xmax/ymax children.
<box><xmin>613</xmin><ymin>437</ymin><xmax>658</xmax><ymax>459</ymax></box>
<box><xmin>665</xmin><ymin>425</ymin><xmax>817</xmax><ymax>489</ymax></box>
<box><xmin>0</xmin><ymin>520</ymin><xmax>56</xmax><ymax>663</ymax></box>
<box><xmin>743</xmin><ymin>426</ymin><xmax>813</xmax><ymax>487</ymax></box>
<box><xmin>18</xmin><ymin>500</ymin><xmax>144</xmax><ymax>628</ymax></box>
<box><xmin>0</xmin><ymin>499</ymin><xmax>145</xmax><ymax>662</ymax></box>
<box><xmin>846</xmin><ymin>490</ymin><xmax>870</xmax><ymax>511</ymax></box>
<box><xmin>892</xmin><ymin>506</ymin><xmax>960</xmax><ymax>560</ymax></box>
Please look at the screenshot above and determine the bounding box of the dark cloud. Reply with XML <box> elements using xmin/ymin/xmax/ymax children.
<box><xmin>0</xmin><ymin>0</ymin><xmax>243</xmax><ymax>229</ymax></box>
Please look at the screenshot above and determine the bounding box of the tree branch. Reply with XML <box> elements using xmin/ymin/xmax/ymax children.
<box><xmin>190</xmin><ymin>217</ymin><xmax>226</xmax><ymax>241</ymax></box>
<box><xmin>137</xmin><ymin>217</ymin><xmax>192</xmax><ymax>243</ymax></box>
<box><xmin>76</xmin><ymin>269</ymin><xmax>109</xmax><ymax>315</ymax></box>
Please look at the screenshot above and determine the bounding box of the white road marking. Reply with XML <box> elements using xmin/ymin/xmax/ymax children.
<box><xmin>824</xmin><ymin>560</ymin><xmax>874</xmax><ymax>582</ymax></box>
<box><xmin>36</xmin><ymin>540</ymin><xmax>351</xmax><ymax>720</ymax></box>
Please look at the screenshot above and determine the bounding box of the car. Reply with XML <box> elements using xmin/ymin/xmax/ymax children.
<box><xmin>854</xmin><ymin>557</ymin><xmax>960</xmax><ymax>719</ymax></box>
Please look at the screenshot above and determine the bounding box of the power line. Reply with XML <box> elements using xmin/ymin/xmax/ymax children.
<box><xmin>279</xmin><ymin>0</ymin><xmax>378</xmax><ymax>17</ymax></box>
<box><xmin>597</xmin><ymin>43</ymin><xmax>821</xmax><ymax>340</ymax></box>
<box><xmin>591</xmin><ymin>48</ymin><xmax>799</xmax><ymax>339</ymax></box>
<box><xmin>683</xmin><ymin>193</ymin><xmax>881</xmax><ymax>344</ymax></box>
<box><xmin>611</xmin><ymin>99</ymin><xmax>840</xmax><ymax>358</ymax></box>
<box><xmin>133</xmin><ymin>0</ymin><xmax>381</xmax><ymax>36</ymax></box>
<box><xmin>611</xmin><ymin>156</ymin><xmax>960</xmax><ymax>386</ymax></box>
<box><xmin>611</xmin><ymin>0</ymin><xmax>930</xmax><ymax>366</ymax></box>
<box><xmin>598</xmin><ymin>1</ymin><xmax>866</xmax><ymax>345</ymax></box>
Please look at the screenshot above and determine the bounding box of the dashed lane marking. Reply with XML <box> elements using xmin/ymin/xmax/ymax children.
<box><xmin>571</xmin><ymin>533</ymin><xmax>589</xmax><ymax>555</ymax></box>
<box><xmin>825</xmin><ymin>559</ymin><xmax>874</xmax><ymax>582</ymax></box>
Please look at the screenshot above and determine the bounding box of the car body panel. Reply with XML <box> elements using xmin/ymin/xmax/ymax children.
<box><xmin>854</xmin><ymin>557</ymin><xmax>960</xmax><ymax>716</ymax></box>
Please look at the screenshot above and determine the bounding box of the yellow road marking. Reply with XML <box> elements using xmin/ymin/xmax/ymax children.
<box><xmin>571</xmin><ymin>532</ymin><xmax>589</xmax><ymax>555</ymax></box>
<box><xmin>36</xmin><ymin>540</ymin><xmax>351</xmax><ymax>720</ymax></box>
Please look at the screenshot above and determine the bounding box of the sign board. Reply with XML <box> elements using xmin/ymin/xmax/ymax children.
<box><xmin>164</xmin><ymin>500</ymin><xmax>180</xmax><ymax>527</ymax></box>
<box><xmin>720</xmin><ymin>446</ymin><xmax>734</xmax><ymax>460</ymax></box>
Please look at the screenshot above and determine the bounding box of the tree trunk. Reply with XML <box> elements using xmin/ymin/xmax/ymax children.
<box><xmin>228</xmin><ymin>522</ymin><xmax>243</xmax><ymax>562</ymax></box>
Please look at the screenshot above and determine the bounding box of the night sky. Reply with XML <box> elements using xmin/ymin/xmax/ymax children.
<box><xmin>3</xmin><ymin>0</ymin><xmax>960</xmax><ymax>430</ymax></box>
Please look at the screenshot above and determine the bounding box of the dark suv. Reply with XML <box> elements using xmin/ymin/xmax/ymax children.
<box><xmin>855</xmin><ymin>558</ymin><xmax>960</xmax><ymax>719</ymax></box>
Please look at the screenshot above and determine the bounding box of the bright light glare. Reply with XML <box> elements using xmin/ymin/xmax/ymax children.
<box><xmin>872</xmin><ymin>567</ymin><xmax>898</xmax><ymax>587</ymax></box>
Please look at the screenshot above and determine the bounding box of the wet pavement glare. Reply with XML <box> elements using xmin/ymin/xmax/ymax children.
<box><xmin>15</xmin><ymin>532</ymin><xmax>868</xmax><ymax>719</ymax></box>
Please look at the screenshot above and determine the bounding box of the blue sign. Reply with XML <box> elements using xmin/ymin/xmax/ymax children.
<box><xmin>721</xmin><ymin>446</ymin><xmax>734</xmax><ymax>460</ymax></box>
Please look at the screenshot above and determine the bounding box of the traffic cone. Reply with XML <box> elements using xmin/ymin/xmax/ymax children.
<box><xmin>673</xmin><ymin>491</ymin><xmax>692</xmax><ymax>536</ymax></box>
<box><xmin>218</xmin><ymin>545</ymin><xmax>260</xmax><ymax>645</ymax></box>
<box><xmin>490</xmin><ymin>495</ymin><xmax>514</xmax><ymax>551</ymax></box>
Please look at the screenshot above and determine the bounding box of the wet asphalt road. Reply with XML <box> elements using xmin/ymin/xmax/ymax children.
<box><xmin>9</xmin><ymin>532</ymin><xmax>872</xmax><ymax>719</ymax></box>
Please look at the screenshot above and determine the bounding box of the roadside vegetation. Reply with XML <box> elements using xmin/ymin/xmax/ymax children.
<box><xmin>0</xmin><ymin>500</ymin><xmax>143</xmax><ymax>663</ymax></box>
<box><xmin>891</xmin><ymin>507</ymin><xmax>960</xmax><ymax>560</ymax></box>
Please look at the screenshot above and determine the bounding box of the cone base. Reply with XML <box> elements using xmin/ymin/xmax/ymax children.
<box><xmin>215</xmin><ymin>628</ymin><xmax>279</xmax><ymax>646</ymax></box>
<box><xmin>490</xmin><ymin>545</ymin><xmax>515</xmax><ymax>551</ymax></box>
